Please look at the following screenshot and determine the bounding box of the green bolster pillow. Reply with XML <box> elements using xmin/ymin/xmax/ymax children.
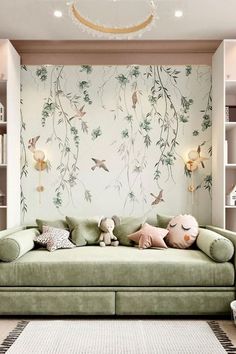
<box><xmin>0</xmin><ymin>226</ymin><xmax>26</xmax><ymax>242</ymax></box>
<box><xmin>0</xmin><ymin>228</ymin><xmax>39</xmax><ymax>262</ymax></box>
<box><xmin>197</xmin><ymin>228</ymin><xmax>234</xmax><ymax>263</ymax></box>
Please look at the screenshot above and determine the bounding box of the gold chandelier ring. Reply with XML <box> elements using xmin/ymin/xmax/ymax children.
<box><xmin>71</xmin><ymin>3</ymin><xmax>155</xmax><ymax>35</ymax></box>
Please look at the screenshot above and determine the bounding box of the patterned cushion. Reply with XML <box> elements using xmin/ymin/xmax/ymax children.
<box><xmin>35</xmin><ymin>226</ymin><xmax>75</xmax><ymax>252</ymax></box>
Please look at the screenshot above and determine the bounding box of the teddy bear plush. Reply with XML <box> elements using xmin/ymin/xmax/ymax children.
<box><xmin>98</xmin><ymin>216</ymin><xmax>120</xmax><ymax>247</ymax></box>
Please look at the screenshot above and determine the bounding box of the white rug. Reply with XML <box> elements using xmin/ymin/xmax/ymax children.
<box><xmin>0</xmin><ymin>320</ymin><xmax>235</xmax><ymax>354</ymax></box>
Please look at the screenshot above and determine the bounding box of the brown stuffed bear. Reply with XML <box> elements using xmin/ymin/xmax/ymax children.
<box><xmin>98</xmin><ymin>216</ymin><xmax>120</xmax><ymax>247</ymax></box>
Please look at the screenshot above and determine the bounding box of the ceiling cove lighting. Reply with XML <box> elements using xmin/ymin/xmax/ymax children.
<box><xmin>175</xmin><ymin>10</ymin><xmax>183</xmax><ymax>18</ymax></box>
<box><xmin>69</xmin><ymin>0</ymin><xmax>158</xmax><ymax>39</ymax></box>
<box><xmin>54</xmin><ymin>10</ymin><xmax>63</xmax><ymax>18</ymax></box>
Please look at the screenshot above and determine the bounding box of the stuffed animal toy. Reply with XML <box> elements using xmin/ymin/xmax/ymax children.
<box><xmin>166</xmin><ymin>214</ymin><xmax>199</xmax><ymax>249</ymax></box>
<box><xmin>98</xmin><ymin>216</ymin><xmax>120</xmax><ymax>247</ymax></box>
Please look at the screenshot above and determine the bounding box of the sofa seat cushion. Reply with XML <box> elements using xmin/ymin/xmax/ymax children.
<box><xmin>0</xmin><ymin>246</ymin><xmax>234</xmax><ymax>287</ymax></box>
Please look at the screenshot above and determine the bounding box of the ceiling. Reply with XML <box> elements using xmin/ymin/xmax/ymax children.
<box><xmin>0</xmin><ymin>0</ymin><xmax>236</xmax><ymax>40</ymax></box>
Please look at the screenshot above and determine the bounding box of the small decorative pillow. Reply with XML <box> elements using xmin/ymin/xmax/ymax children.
<box><xmin>66</xmin><ymin>216</ymin><xmax>101</xmax><ymax>246</ymax></box>
<box><xmin>156</xmin><ymin>214</ymin><xmax>174</xmax><ymax>228</ymax></box>
<box><xmin>114</xmin><ymin>216</ymin><xmax>146</xmax><ymax>246</ymax></box>
<box><xmin>166</xmin><ymin>214</ymin><xmax>199</xmax><ymax>249</ymax></box>
<box><xmin>127</xmin><ymin>223</ymin><xmax>168</xmax><ymax>249</ymax></box>
<box><xmin>36</xmin><ymin>219</ymin><xmax>69</xmax><ymax>233</ymax></box>
<box><xmin>35</xmin><ymin>226</ymin><xmax>75</xmax><ymax>252</ymax></box>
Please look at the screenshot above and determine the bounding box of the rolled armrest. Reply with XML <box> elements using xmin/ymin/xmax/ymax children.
<box><xmin>0</xmin><ymin>228</ymin><xmax>39</xmax><ymax>262</ymax></box>
<box><xmin>206</xmin><ymin>225</ymin><xmax>236</xmax><ymax>245</ymax></box>
<box><xmin>197</xmin><ymin>227</ymin><xmax>234</xmax><ymax>263</ymax></box>
<box><xmin>206</xmin><ymin>225</ymin><xmax>236</xmax><ymax>266</ymax></box>
<box><xmin>0</xmin><ymin>226</ymin><xmax>26</xmax><ymax>241</ymax></box>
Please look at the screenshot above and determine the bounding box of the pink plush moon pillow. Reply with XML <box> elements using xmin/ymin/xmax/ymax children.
<box><xmin>166</xmin><ymin>214</ymin><xmax>199</xmax><ymax>249</ymax></box>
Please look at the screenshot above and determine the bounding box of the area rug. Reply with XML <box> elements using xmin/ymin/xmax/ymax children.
<box><xmin>0</xmin><ymin>320</ymin><xmax>235</xmax><ymax>354</ymax></box>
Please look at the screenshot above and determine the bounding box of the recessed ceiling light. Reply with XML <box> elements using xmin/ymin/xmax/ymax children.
<box><xmin>175</xmin><ymin>10</ymin><xmax>183</xmax><ymax>18</ymax></box>
<box><xmin>54</xmin><ymin>10</ymin><xmax>63</xmax><ymax>18</ymax></box>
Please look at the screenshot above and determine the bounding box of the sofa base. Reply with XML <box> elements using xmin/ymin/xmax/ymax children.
<box><xmin>0</xmin><ymin>287</ymin><xmax>234</xmax><ymax>316</ymax></box>
<box><xmin>116</xmin><ymin>291</ymin><xmax>235</xmax><ymax>316</ymax></box>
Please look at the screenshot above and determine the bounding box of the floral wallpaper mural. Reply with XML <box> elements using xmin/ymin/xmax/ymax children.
<box><xmin>21</xmin><ymin>65</ymin><xmax>212</xmax><ymax>225</ymax></box>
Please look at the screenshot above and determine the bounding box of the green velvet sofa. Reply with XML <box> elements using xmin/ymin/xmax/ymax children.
<box><xmin>0</xmin><ymin>225</ymin><xmax>235</xmax><ymax>316</ymax></box>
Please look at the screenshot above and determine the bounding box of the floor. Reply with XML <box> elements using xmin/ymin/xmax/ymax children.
<box><xmin>220</xmin><ymin>320</ymin><xmax>236</xmax><ymax>345</ymax></box>
<box><xmin>0</xmin><ymin>319</ymin><xmax>235</xmax><ymax>346</ymax></box>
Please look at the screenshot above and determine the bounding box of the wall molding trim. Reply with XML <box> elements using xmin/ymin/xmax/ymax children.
<box><xmin>11</xmin><ymin>40</ymin><xmax>221</xmax><ymax>65</ymax></box>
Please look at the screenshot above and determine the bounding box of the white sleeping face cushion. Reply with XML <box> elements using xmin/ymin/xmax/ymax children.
<box><xmin>166</xmin><ymin>214</ymin><xmax>199</xmax><ymax>249</ymax></box>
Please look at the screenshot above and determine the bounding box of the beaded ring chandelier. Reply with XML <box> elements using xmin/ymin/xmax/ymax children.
<box><xmin>69</xmin><ymin>0</ymin><xmax>157</xmax><ymax>39</ymax></box>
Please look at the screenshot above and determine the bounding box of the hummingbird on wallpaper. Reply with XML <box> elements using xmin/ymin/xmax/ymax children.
<box><xmin>150</xmin><ymin>190</ymin><xmax>164</xmax><ymax>205</ymax></box>
<box><xmin>91</xmin><ymin>158</ymin><xmax>109</xmax><ymax>172</ymax></box>
<box><xmin>28</xmin><ymin>136</ymin><xmax>40</xmax><ymax>152</ymax></box>
<box><xmin>70</xmin><ymin>105</ymin><xmax>86</xmax><ymax>121</ymax></box>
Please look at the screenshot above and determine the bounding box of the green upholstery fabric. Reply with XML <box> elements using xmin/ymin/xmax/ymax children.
<box><xmin>66</xmin><ymin>216</ymin><xmax>100</xmax><ymax>246</ymax></box>
<box><xmin>197</xmin><ymin>228</ymin><xmax>234</xmax><ymax>263</ymax></box>
<box><xmin>146</xmin><ymin>215</ymin><xmax>158</xmax><ymax>227</ymax></box>
<box><xmin>206</xmin><ymin>226</ymin><xmax>236</xmax><ymax>247</ymax></box>
<box><xmin>0</xmin><ymin>228</ymin><xmax>39</xmax><ymax>262</ymax></box>
<box><xmin>114</xmin><ymin>216</ymin><xmax>145</xmax><ymax>246</ymax></box>
<box><xmin>0</xmin><ymin>286</ymin><xmax>233</xmax><ymax>292</ymax></box>
<box><xmin>206</xmin><ymin>226</ymin><xmax>236</xmax><ymax>267</ymax></box>
<box><xmin>116</xmin><ymin>291</ymin><xmax>234</xmax><ymax>315</ymax></box>
<box><xmin>0</xmin><ymin>226</ymin><xmax>26</xmax><ymax>241</ymax></box>
<box><xmin>0</xmin><ymin>291</ymin><xmax>115</xmax><ymax>315</ymax></box>
<box><xmin>0</xmin><ymin>246</ymin><xmax>233</xmax><ymax>287</ymax></box>
<box><xmin>156</xmin><ymin>214</ymin><xmax>173</xmax><ymax>228</ymax></box>
<box><xmin>0</xmin><ymin>288</ymin><xmax>233</xmax><ymax>316</ymax></box>
<box><xmin>36</xmin><ymin>219</ymin><xmax>68</xmax><ymax>233</ymax></box>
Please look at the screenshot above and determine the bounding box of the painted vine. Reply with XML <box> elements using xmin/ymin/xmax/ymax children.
<box><xmin>21</xmin><ymin>65</ymin><xmax>212</xmax><ymax>218</ymax></box>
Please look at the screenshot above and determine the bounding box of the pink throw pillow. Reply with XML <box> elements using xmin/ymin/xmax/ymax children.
<box><xmin>166</xmin><ymin>214</ymin><xmax>199</xmax><ymax>249</ymax></box>
<box><xmin>128</xmin><ymin>223</ymin><xmax>168</xmax><ymax>249</ymax></box>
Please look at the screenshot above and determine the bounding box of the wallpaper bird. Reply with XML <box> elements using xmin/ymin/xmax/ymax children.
<box><xmin>28</xmin><ymin>136</ymin><xmax>40</xmax><ymax>152</ymax></box>
<box><xmin>70</xmin><ymin>105</ymin><xmax>86</xmax><ymax>121</ymax></box>
<box><xmin>150</xmin><ymin>190</ymin><xmax>164</xmax><ymax>205</ymax></box>
<box><xmin>91</xmin><ymin>158</ymin><xmax>109</xmax><ymax>172</ymax></box>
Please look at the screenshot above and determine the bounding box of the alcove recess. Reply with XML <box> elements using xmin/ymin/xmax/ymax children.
<box><xmin>0</xmin><ymin>81</ymin><xmax>7</xmax><ymax>229</ymax></box>
<box><xmin>225</xmin><ymin>42</ymin><xmax>236</xmax><ymax>231</ymax></box>
<box><xmin>213</xmin><ymin>40</ymin><xmax>236</xmax><ymax>232</ymax></box>
<box><xmin>0</xmin><ymin>39</ymin><xmax>20</xmax><ymax>230</ymax></box>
